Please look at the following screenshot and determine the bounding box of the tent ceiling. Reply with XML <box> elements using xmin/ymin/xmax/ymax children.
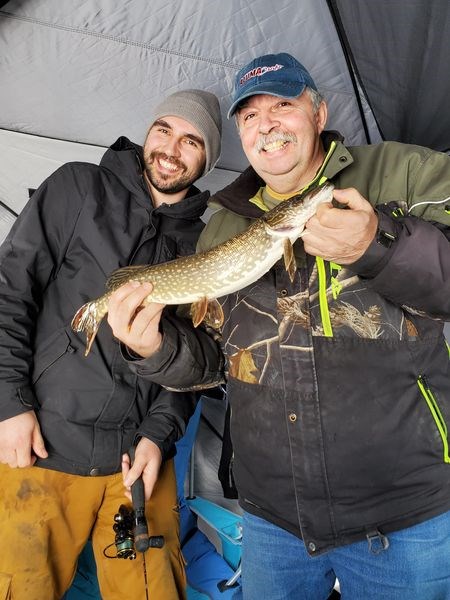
<box><xmin>0</xmin><ymin>0</ymin><xmax>449</xmax><ymax>219</ymax></box>
<box><xmin>0</xmin><ymin>0</ymin><xmax>379</xmax><ymax>175</ymax></box>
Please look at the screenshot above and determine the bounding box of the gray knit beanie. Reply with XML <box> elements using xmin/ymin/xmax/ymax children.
<box><xmin>151</xmin><ymin>89</ymin><xmax>222</xmax><ymax>176</ymax></box>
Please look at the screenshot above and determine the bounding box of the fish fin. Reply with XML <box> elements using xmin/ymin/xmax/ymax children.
<box><xmin>71</xmin><ymin>300</ymin><xmax>104</xmax><ymax>356</ymax></box>
<box><xmin>283</xmin><ymin>238</ymin><xmax>297</xmax><ymax>282</ymax></box>
<box><xmin>190</xmin><ymin>298</ymin><xmax>224</xmax><ymax>329</ymax></box>
<box><xmin>203</xmin><ymin>299</ymin><xmax>224</xmax><ymax>330</ymax></box>
<box><xmin>190</xmin><ymin>298</ymin><xmax>208</xmax><ymax>327</ymax></box>
<box><xmin>105</xmin><ymin>265</ymin><xmax>151</xmax><ymax>292</ymax></box>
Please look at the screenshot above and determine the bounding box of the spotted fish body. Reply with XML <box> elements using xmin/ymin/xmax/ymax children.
<box><xmin>72</xmin><ymin>183</ymin><xmax>334</xmax><ymax>355</ymax></box>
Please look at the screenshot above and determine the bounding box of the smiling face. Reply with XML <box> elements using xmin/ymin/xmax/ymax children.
<box><xmin>143</xmin><ymin>115</ymin><xmax>206</xmax><ymax>205</ymax></box>
<box><xmin>236</xmin><ymin>91</ymin><xmax>327</xmax><ymax>194</ymax></box>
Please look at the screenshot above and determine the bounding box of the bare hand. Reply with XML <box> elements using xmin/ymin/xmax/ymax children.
<box><xmin>0</xmin><ymin>411</ymin><xmax>48</xmax><ymax>468</ymax></box>
<box><xmin>107</xmin><ymin>281</ymin><xmax>165</xmax><ymax>358</ymax></box>
<box><xmin>121</xmin><ymin>437</ymin><xmax>163</xmax><ymax>501</ymax></box>
<box><xmin>303</xmin><ymin>187</ymin><xmax>378</xmax><ymax>264</ymax></box>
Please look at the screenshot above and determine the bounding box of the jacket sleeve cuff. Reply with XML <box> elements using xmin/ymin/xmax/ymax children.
<box><xmin>0</xmin><ymin>386</ymin><xmax>38</xmax><ymax>421</ymax></box>
<box><xmin>349</xmin><ymin>210</ymin><xmax>403</xmax><ymax>278</ymax></box>
<box><xmin>120</xmin><ymin>325</ymin><xmax>177</xmax><ymax>372</ymax></box>
<box><xmin>134</xmin><ymin>425</ymin><xmax>177</xmax><ymax>462</ymax></box>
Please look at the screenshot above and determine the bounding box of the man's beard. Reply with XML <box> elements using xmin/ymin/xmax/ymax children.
<box><xmin>144</xmin><ymin>151</ymin><xmax>204</xmax><ymax>194</ymax></box>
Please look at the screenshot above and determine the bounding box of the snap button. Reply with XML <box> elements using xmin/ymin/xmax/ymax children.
<box><xmin>339</xmin><ymin>156</ymin><xmax>348</xmax><ymax>163</ymax></box>
<box><xmin>89</xmin><ymin>468</ymin><xmax>100</xmax><ymax>476</ymax></box>
<box><xmin>308</xmin><ymin>541</ymin><xmax>316</xmax><ymax>552</ymax></box>
<box><xmin>289</xmin><ymin>413</ymin><xmax>297</xmax><ymax>422</ymax></box>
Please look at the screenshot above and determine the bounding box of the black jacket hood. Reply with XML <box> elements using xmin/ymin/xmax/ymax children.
<box><xmin>101</xmin><ymin>136</ymin><xmax>209</xmax><ymax>221</ymax></box>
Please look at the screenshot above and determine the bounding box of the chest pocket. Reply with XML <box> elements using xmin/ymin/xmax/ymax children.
<box><xmin>32</xmin><ymin>329</ymin><xmax>75</xmax><ymax>387</ymax></box>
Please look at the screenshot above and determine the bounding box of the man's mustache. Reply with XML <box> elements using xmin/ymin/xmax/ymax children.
<box><xmin>255</xmin><ymin>131</ymin><xmax>297</xmax><ymax>152</ymax></box>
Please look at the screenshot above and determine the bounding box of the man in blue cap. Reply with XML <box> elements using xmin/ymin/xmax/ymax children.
<box><xmin>107</xmin><ymin>53</ymin><xmax>450</xmax><ymax>599</ymax></box>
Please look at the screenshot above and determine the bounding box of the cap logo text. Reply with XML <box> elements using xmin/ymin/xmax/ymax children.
<box><xmin>239</xmin><ymin>64</ymin><xmax>284</xmax><ymax>85</ymax></box>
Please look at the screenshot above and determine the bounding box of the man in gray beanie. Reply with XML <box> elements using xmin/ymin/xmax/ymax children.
<box><xmin>0</xmin><ymin>88</ymin><xmax>222</xmax><ymax>599</ymax></box>
<box><xmin>151</xmin><ymin>89</ymin><xmax>222</xmax><ymax>177</ymax></box>
<box><xmin>138</xmin><ymin>88</ymin><xmax>221</xmax><ymax>209</ymax></box>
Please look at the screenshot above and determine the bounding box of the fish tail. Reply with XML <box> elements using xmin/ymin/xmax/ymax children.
<box><xmin>71</xmin><ymin>300</ymin><xmax>106</xmax><ymax>356</ymax></box>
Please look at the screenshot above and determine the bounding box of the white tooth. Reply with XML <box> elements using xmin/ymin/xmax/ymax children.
<box><xmin>160</xmin><ymin>159</ymin><xmax>178</xmax><ymax>170</ymax></box>
<box><xmin>263</xmin><ymin>140</ymin><xmax>286</xmax><ymax>153</ymax></box>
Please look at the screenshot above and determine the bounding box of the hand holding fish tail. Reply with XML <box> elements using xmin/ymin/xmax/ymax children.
<box><xmin>303</xmin><ymin>187</ymin><xmax>378</xmax><ymax>263</ymax></box>
<box><xmin>107</xmin><ymin>280</ymin><xmax>165</xmax><ymax>358</ymax></box>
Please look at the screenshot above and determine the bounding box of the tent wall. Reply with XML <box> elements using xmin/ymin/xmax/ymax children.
<box><xmin>0</xmin><ymin>0</ymin><xmax>381</xmax><ymax>220</ymax></box>
<box><xmin>331</xmin><ymin>0</ymin><xmax>450</xmax><ymax>151</ymax></box>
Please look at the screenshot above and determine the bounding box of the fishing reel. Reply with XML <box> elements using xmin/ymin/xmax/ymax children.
<box><xmin>104</xmin><ymin>504</ymin><xmax>165</xmax><ymax>560</ymax></box>
<box><xmin>103</xmin><ymin>447</ymin><xmax>165</xmax><ymax>559</ymax></box>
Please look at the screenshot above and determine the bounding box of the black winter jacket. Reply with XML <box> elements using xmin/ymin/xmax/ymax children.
<box><xmin>128</xmin><ymin>138</ymin><xmax>450</xmax><ymax>554</ymax></box>
<box><xmin>0</xmin><ymin>136</ymin><xmax>207</xmax><ymax>475</ymax></box>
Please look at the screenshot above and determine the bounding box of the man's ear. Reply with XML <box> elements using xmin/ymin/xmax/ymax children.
<box><xmin>316</xmin><ymin>101</ymin><xmax>328</xmax><ymax>134</ymax></box>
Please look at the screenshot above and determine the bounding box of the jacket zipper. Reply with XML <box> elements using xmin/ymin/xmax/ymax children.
<box><xmin>417</xmin><ymin>375</ymin><xmax>450</xmax><ymax>463</ymax></box>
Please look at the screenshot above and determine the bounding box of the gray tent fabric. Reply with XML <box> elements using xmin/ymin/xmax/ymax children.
<box><xmin>2</xmin><ymin>1</ymin><xmax>450</xmax><ymax>224</ymax></box>
<box><xmin>0</xmin><ymin>1</ymin><xmax>380</xmax><ymax>196</ymax></box>
<box><xmin>330</xmin><ymin>0</ymin><xmax>450</xmax><ymax>151</ymax></box>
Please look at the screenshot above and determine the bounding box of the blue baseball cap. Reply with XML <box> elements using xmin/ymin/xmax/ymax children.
<box><xmin>227</xmin><ymin>52</ymin><xmax>317</xmax><ymax>119</ymax></box>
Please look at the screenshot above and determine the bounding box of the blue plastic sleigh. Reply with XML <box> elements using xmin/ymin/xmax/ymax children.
<box><xmin>64</xmin><ymin>398</ymin><xmax>243</xmax><ymax>599</ymax></box>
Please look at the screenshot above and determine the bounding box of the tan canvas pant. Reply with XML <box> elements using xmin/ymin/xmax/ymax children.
<box><xmin>0</xmin><ymin>460</ymin><xmax>186</xmax><ymax>600</ymax></box>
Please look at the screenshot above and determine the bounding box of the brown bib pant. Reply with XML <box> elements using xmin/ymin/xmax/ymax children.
<box><xmin>0</xmin><ymin>460</ymin><xmax>185</xmax><ymax>600</ymax></box>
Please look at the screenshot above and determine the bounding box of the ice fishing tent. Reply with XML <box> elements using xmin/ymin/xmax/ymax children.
<box><xmin>2</xmin><ymin>0</ymin><xmax>450</xmax><ymax>227</ymax></box>
<box><xmin>3</xmin><ymin>0</ymin><xmax>450</xmax><ymax>225</ymax></box>
<box><xmin>0</xmin><ymin>0</ymin><xmax>449</xmax><ymax>594</ymax></box>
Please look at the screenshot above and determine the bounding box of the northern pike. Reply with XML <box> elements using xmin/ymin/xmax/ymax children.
<box><xmin>72</xmin><ymin>183</ymin><xmax>334</xmax><ymax>355</ymax></box>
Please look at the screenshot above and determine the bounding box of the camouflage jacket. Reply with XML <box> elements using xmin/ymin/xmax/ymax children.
<box><xmin>131</xmin><ymin>136</ymin><xmax>450</xmax><ymax>554</ymax></box>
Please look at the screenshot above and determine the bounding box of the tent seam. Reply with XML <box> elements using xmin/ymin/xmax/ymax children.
<box><xmin>0</xmin><ymin>11</ymin><xmax>241</xmax><ymax>70</ymax></box>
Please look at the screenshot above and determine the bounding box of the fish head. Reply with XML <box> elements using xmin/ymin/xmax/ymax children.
<box><xmin>263</xmin><ymin>183</ymin><xmax>334</xmax><ymax>240</ymax></box>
